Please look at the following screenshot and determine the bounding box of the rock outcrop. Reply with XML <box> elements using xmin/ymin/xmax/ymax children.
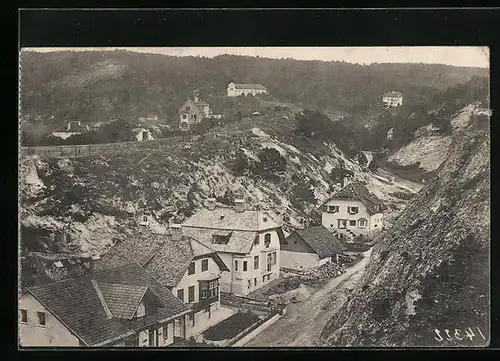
<box><xmin>320</xmin><ymin>116</ymin><xmax>490</xmax><ymax>347</ymax></box>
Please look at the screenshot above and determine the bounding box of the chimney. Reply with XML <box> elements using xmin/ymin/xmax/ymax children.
<box><xmin>234</xmin><ymin>198</ymin><xmax>246</xmax><ymax>213</ymax></box>
<box><xmin>170</xmin><ymin>224</ymin><xmax>183</xmax><ymax>241</ymax></box>
<box><xmin>206</xmin><ymin>197</ymin><xmax>216</xmax><ymax>210</ymax></box>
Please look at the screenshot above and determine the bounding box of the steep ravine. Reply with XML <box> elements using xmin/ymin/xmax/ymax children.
<box><xmin>319</xmin><ymin>119</ymin><xmax>490</xmax><ymax>347</ymax></box>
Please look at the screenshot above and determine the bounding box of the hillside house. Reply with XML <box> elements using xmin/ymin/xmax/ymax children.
<box><xmin>321</xmin><ymin>182</ymin><xmax>384</xmax><ymax>242</ymax></box>
<box><xmin>95</xmin><ymin>226</ymin><xmax>230</xmax><ymax>338</ymax></box>
<box><xmin>382</xmin><ymin>91</ymin><xmax>403</xmax><ymax>107</ymax></box>
<box><xmin>51</xmin><ymin>121</ymin><xmax>90</xmax><ymax>140</ymax></box>
<box><xmin>227</xmin><ymin>82</ymin><xmax>268</xmax><ymax>97</ymax></box>
<box><xmin>281</xmin><ymin>226</ymin><xmax>347</xmax><ymax>270</ymax></box>
<box><xmin>182</xmin><ymin>198</ymin><xmax>285</xmax><ymax>296</ymax></box>
<box><xmin>131</xmin><ymin>128</ymin><xmax>154</xmax><ymax>142</ymax></box>
<box><xmin>178</xmin><ymin>92</ymin><xmax>212</xmax><ymax>132</ymax></box>
<box><xmin>138</xmin><ymin>114</ymin><xmax>159</xmax><ymax>122</ymax></box>
<box><xmin>19</xmin><ymin>263</ymin><xmax>191</xmax><ymax>347</ymax></box>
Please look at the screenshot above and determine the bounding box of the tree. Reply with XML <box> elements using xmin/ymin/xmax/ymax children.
<box><xmin>233</xmin><ymin>151</ymin><xmax>250</xmax><ymax>176</ymax></box>
<box><xmin>255</xmin><ymin>148</ymin><xmax>287</xmax><ymax>178</ymax></box>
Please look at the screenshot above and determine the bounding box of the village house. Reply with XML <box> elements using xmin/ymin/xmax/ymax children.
<box><xmin>382</xmin><ymin>91</ymin><xmax>403</xmax><ymax>107</ymax></box>
<box><xmin>51</xmin><ymin>121</ymin><xmax>90</xmax><ymax>140</ymax></box>
<box><xmin>227</xmin><ymin>82</ymin><xmax>268</xmax><ymax>97</ymax></box>
<box><xmin>178</xmin><ymin>91</ymin><xmax>212</xmax><ymax>132</ymax></box>
<box><xmin>94</xmin><ymin>226</ymin><xmax>231</xmax><ymax>339</ymax></box>
<box><xmin>131</xmin><ymin>127</ymin><xmax>154</xmax><ymax>142</ymax></box>
<box><xmin>280</xmin><ymin>226</ymin><xmax>347</xmax><ymax>270</ymax></box>
<box><xmin>181</xmin><ymin>197</ymin><xmax>285</xmax><ymax>296</ymax></box>
<box><xmin>19</xmin><ymin>263</ymin><xmax>191</xmax><ymax>347</ymax></box>
<box><xmin>321</xmin><ymin>182</ymin><xmax>384</xmax><ymax>242</ymax></box>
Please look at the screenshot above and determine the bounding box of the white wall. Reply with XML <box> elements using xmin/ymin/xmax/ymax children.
<box><xmin>172</xmin><ymin>256</ymin><xmax>221</xmax><ymax>304</ymax></box>
<box><xmin>280</xmin><ymin>250</ymin><xmax>323</xmax><ymax>270</ymax></box>
<box><xmin>19</xmin><ymin>293</ymin><xmax>80</xmax><ymax>347</ymax></box>
<box><xmin>185</xmin><ymin>301</ymin><xmax>221</xmax><ymax>338</ymax></box>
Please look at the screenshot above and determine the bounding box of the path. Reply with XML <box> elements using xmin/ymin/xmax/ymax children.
<box><xmin>243</xmin><ymin>249</ymin><xmax>372</xmax><ymax>347</ymax></box>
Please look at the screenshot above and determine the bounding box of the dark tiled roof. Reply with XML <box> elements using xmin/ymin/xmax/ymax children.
<box><xmin>26</xmin><ymin>263</ymin><xmax>190</xmax><ymax>346</ymax></box>
<box><xmin>291</xmin><ymin>226</ymin><xmax>347</xmax><ymax>258</ymax></box>
<box><xmin>233</xmin><ymin>83</ymin><xmax>267</xmax><ymax>90</ymax></box>
<box><xmin>327</xmin><ymin>182</ymin><xmax>384</xmax><ymax>215</ymax></box>
<box><xmin>383</xmin><ymin>91</ymin><xmax>403</xmax><ymax>98</ymax></box>
<box><xmin>95</xmin><ymin>228</ymin><xmax>228</xmax><ymax>288</ymax></box>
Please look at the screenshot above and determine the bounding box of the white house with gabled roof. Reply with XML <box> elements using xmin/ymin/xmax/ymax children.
<box><xmin>182</xmin><ymin>197</ymin><xmax>285</xmax><ymax>296</ymax></box>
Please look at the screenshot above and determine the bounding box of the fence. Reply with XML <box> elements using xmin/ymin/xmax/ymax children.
<box><xmin>220</xmin><ymin>292</ymin><xmax>285</xmax><ymax>314</ymax></box>
<box><xmin>20</xmin><ymin>135</ymin><xmax>201</xmax><ymax>159</ymax></box>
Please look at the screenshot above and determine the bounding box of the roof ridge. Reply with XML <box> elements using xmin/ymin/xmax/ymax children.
<box><xmin>91</xmin><ymin>280</ymin><xmax>113</xmax><ymax>319</ymax></box>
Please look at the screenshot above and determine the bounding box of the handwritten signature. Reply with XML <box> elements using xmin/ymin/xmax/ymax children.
<box><xmin>434</xmin><ymin>327</ymin><xmax>487</xmax><ymax>342</ymax></box>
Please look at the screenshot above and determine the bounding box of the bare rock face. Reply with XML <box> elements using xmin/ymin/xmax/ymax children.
<box><xmin>320</xmin><ymin>119</ymin><xmax>490</xmax><ymax>347</ymax></box>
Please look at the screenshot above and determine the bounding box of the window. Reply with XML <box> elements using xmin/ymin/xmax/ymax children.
<box><xmin>264</xmin><ymin>233</ymin><xmax>271</xmax><ymax>247</ymax></box>
<box><xmin>349</xmin><ymin>220</ymin><xmax>356</xmax><ymax>226</ymax></box>
<box><xmin>163</xmin><ymin>325</ymin><xmax>168</xmax><ymax>340</ymax></box>
<box><xmin>262</xmin><ymin>276</ymin><xmax>266</xmax><ymax>283</ymax></box>
<box><xmin>213</xmin><ymin>235</ymin><xmax>229</xmax><ymax>244</ymax></box>
<box><xmin>186</xmin><ymin>106</ymin><xmax>191</xmax><ymax>111</ymax></box>
<box><xmin>248</xmin><ymin>280</ymin><xmax>252</xmax><ymax>289</ymax></box>
<box><xmin>143</xmin><ymin>215</ymin><xmax>148</xmax><ymax>222</ymax></box>
<box><xmin>254</xmin><ymin>278</ymin><xmax>257</xmax><ymax>286</ymax></box>
<box><xmin>177</xmin><ymin>289</ymin><xmax>184</xmax><ymax>302</ymax></box>
<box><xmin>188</xmin><ymin>262</ymin><xmax>195</xmax><ymax>275</ymax></box>
<box><xmin>267</xmin><ymin>253</ymin><xmax>272</xmax><ymax>271</ymax></box>
<box><xmin>188</xmin><ymin>286</ymin><xmax>195</xmax><ymax>303</ymax></box>
<box><xmin>149</xmin><ymin>329</ymin><xmax>155</xmax><ymax>346</ymax></box>
<box><xmin>348</xmin><ymin>206</ymin><xmax>359</xmax><ymax>215</ymax></box>
<box><xmin>188</xmin><ymin>313</ymin><xmax>195</xmax><ymax>327</ymax></box>
<box><xmin>254</xmin><ymin>236</ymin><xmax>260</xmax><ymax>245</ymax></box>
<box><xmin>193</xmin><ymin>114</ymin><xmax>197</xmax><ymax>120</ymax></box>
<box><xmin>201</xmin><ymin>259</ymin><xmax>208</xmax><ymax>272</ymax></box>
<box><xmin>235</xmin><ymin>260</ymin><xmax>238</xmax><ymax>271</ymax></box>
<box><xmin>243</xmin><ymin>261</ymin><xmax>248</xmax><ymax>272</ymax></box>
<box><xmin>20</xmin><ymin>309</ymin><xmax>27</xmax><ymax>324</ymax></box>
<box><xmin>326</xmin><ymin>205</ymin><xmax>339</xmax><ymax>213</ymax></box>
<box><xmin>358</xmin><ymin>219</ymin><xmax>368</xmax><ymax>228</ymax></box>
<box><xmin>200</xmin><ymin>280</ymin><xmax>218</xmax><ymax>299</ymax></box>
<box><xmin>254</xmin><ymin>255</ymin><xmax>259</xmax><ymax>270</ymax></box>
<box><xmin>37</xmin><ymin>311</ymin><xmax>46</xmax><ymax>327</ymax></box>
<box><xmin>338</xmin><ymin>219</ymin><xmax>347</xmax><ymax>229</ymax></box>
<box><xmin>182</xmin><ymin>114</ymin><xmax>188</xmax><ymax>119</ymax></box>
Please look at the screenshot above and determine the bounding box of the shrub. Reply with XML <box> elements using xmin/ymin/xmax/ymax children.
<box><xmin>254</xmin><ymin>148</ymin><xmax>287</xmax><ymax>179</ymax></box>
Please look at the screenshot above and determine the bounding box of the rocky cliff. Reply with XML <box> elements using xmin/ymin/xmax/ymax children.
<box><xmin>319</xmin><ymin>115</ymin><xmax>490</xmax><ymax>346</ymax></box>
<box><xmin>19</xmin><ymin>121</ymin><xmax>420</xmax><ymax>258</ymax></box>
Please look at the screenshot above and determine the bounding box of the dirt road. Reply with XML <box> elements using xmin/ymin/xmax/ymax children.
<box><xmin>243</xmin><ymin>249</ymin><xmax>372</xmax><ymax>347</ymax></box>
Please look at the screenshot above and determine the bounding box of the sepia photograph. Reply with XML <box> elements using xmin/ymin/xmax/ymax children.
<box><xmin>18</xmin><ymin>45</ymin><xmax>490</xmax><ymax>348</ymax></box>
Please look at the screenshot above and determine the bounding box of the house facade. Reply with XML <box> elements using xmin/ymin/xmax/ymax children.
<box><xmin>280</xmin><ymin>226</ymin><xmax>347</xmax><ymax>270</ymax></box>
<box><xmin>95</xmin><ymin>225</ymin><xmax>229</xmax><ymax>339</ymax></box>
<box><xmin>178</xmin><ymin>92</ymin><xmax>212</xmax><ymax>131</ymax></box>
<box><xmin>382</xmin><ymin>91</ymin><xmax>403</xmax><ymax>107</ymax></box>
<box><xmin>182</xmin><ymin>198</ymin><xmax>284</xmax><ymax>296</ymax></box>
<box><xmin>19</xmin><ymin>263</ymin><xmax>191</xmax><ymax>347</ymax></box>
<box><xmin>227</xmin><ymin>82</ymin><xmax>267</xmax><ymax>97</ymax></box>
<box><xmin>321</xmin><ymin>182</ymin><xmax>384</xmax><ymax>241</ymax></box>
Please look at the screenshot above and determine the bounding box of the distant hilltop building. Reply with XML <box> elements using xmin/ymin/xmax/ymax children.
<box><xmin>51</xmin><ymin>121</ymin><xmax>90</xmax><ymax>140</ymax></box>
<box><xmin>382</xmin><ymin>91</ymin><xmax>403</xmax><ymax>108</ymax></box>
<box><xmin>227</xmin><ymin>82</ymin><xmax>267</xmax><ymax>97</ymax></box>
<box><xmin>178</xmin><ymin>91</ymin><xmax>212</xmax><ymax>131</ymax></box>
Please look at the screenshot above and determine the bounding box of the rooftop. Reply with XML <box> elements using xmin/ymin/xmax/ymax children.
<box><xmin>291</xmin><ymin>226</ymin><xmax>347</xmax><ymax>258</ymax></box>
<box><xmin>383</xmin><ymin>91</ymin><xmax>403</xmax><ymax>98</ymax></box>
<box><xmin>231</xmin><ymin>83</ymin><xmax>267</xmax><ymax>90</ymax></box>
<box><xmin>325</xmin><ymin>182</ymin><xmax>384</xmax><ymax>215</ymax></box>
<box><xmin>95</xmin><ymin>227</ymin><xmax>228</xmax><ymax>288</ymax></box>
<box><xmin>25</xmin><ymin>263</ymin><xmax>190</xmax><ymax>346</ymax></box>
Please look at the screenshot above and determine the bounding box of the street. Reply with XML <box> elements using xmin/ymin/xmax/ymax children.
<box><xmin>243</xmin><ymin>249</ymin><xmax>372</xmax><ymax>347</ymax></box>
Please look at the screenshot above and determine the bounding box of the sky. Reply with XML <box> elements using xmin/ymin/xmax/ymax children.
<box><xmin>23</xmin><ymin>46</ymin><xmax>490</xmax><ymax>69</ymax></box>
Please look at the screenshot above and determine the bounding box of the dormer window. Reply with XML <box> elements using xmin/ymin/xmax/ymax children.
<box><xmin>212</xmin><ymin>231</ymin><xmax>231</xmax><ymax>244</ymax></box>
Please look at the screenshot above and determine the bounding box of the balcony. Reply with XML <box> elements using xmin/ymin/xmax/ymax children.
<box><xmin>189</xmin><ymin>295</ymin><xmax>219</xmax><ymax>313</ymax></box>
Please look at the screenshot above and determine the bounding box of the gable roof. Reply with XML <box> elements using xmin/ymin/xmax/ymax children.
<box><xmin>183</xmin><ymin>207</ymin><xmax>280</xmax><ymax>232</ymax></box>
<box><xmin>95</xmin><ymin>228</ymin><xmax>228</xmax><ymax>288</ymax></box>
<box><xmin>25</xmin><ymin>263</ymin><xmax>190</xmax><ymax>346</ymax></box>
<box><xmin>291</xmin><ymin>226</ymin><xmax>347</xmax><ymax>258</ymax></box>
<box><xmin>383</xmin><ymin>91</ymin><xmax>403</xmax><ymax>98</ymax></box>
<box><xmin>231</xmin><ymin>83</ymin><xmax>267</xmax><ymax>90</ymax></box>
<box><xmin>324</xmin><ymin>182</ymin><xmax>384</xmax><ymax>215</ymax></box>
